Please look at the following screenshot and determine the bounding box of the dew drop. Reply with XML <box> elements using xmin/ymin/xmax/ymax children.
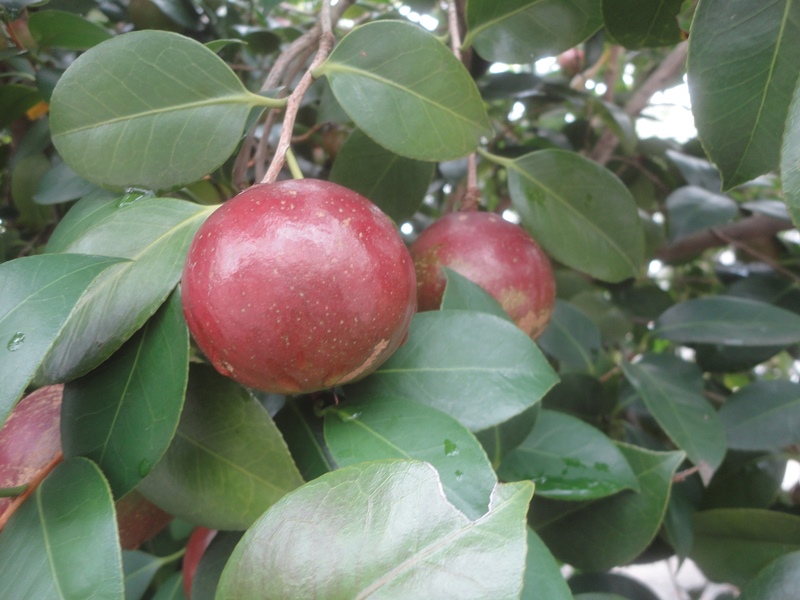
<box><xmin>6</xmin><ymin>332</ymin><xmax>25</xmax><ymax>352</ymax></box>
<box><xmin>117</xmin><ymin>188</ymin><xmax>154</xmax><ymax>207</ymax></box>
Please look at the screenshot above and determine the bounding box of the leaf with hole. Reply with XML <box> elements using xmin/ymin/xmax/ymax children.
<box><xmin>216</xmin><ymin>460</ymin><xmax>533</xmax><ymax>600</ymax></box>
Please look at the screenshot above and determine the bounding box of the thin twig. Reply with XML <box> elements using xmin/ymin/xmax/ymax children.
<box><xmin>710</xmin><ymin>224</ymin><xmax>800</xmax><ymax>284</ymax></box>
<box><xmin>447</xmin><ymin>0</ymin><xmax>462</xmax><ymax>61</ymax></box>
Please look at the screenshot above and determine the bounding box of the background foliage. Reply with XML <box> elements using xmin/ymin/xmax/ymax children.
<box><xmin>1</xmin><ymin>0</ymin><xmax>799</xmax><ymax>598</ymax></box>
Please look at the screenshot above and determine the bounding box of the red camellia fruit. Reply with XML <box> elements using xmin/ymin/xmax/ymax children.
<box><xmin>183</xmin><ymin>526</ymin><xmax>218</xmax><ymax>598</ymax></box>
<box><xmin>410</xmin><ymin>211</ymin><xmax>555</xmax><ymax>338</ymax></box>
<box><xmin>181</xmin><ymin>179</ymin><xmax>417</xmax><ymax>394</ymax></box>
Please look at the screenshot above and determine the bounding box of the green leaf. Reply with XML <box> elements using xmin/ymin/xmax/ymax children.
<box><xmin>314</xmin><ymin>21</ymin><xmax>491</xmax><ymax>161</ymax></box>
<box><xmin>124</xmin><ymin>550</ymin><xmax>164</xmax><ymax>600</ymax></box>
<box><xmin>28</xmin><ymin>10</ymin><xmax>112</xmax><ymax>50</ymax></box>
<box><xmin>536</xmin><ymin>299</ymin><xmax>602</xmax><ymax>375</ymax></box>
<box><xmin>688</xmin><ymin>0</ymin><xmax>800</xmax><ymax>189</ymax></box>
<box><xmin>38</xmin><ymin>198</ymin><xmax>214</xmax><ymax>383</ymax></box>
<box><xmin>691</xmin><ymin>508</ymin><xmax>800</xmax><ymax>585</ymax></box>
<box><xmin>137</xmin><ymin>365</ymin><xmax>304</xmax><ymax>530</ymax></box>
<box><xmin>152</xmin><ymin>572</ymin><xmax>186</xmax><ymax>600</ymax></box>
<box><xmin>499</xmin><ymin>410</ymin><xmax>640</xmax><ymax>500</ymax></box>
<box><xmin>622</xmin><ymin>354</ymin><xmax>726</xmax><ymax>475</ymax></box>
<box><xmin>507</xmin><ymin>149</ymin><xmax>644</xmax><ymax>282</ymax></box>
<box><xmin>665</xmin><ymin>186</ymin><xmax>738</xmax><ymax>241</ymax></box>
<box><xmin>0</xmin><ymin>253</ymin><xmax>125</xmax><ymax>427</ymax></box>
<box><xmin>703</xmin><ymin>451</ymin><xmax>787</xmax><ymax>509</ymax></box>
<box><xmin>216</xmin><ymin>460</ymin><xmax>534</xmax><ymax>600</ymax></box>
<box><xmin>329</xmin><ymin>128</ymin><xmax>435</xmax><ymax>222</ymax></box>
<box><xmin>34</xmin><ymin>161</ymin><xmax>102</xmax><ymax>205</ymax></box>
<box><xmin>474</xmin><ymin>404</ymin><xmax>539</xmax><ymax>469</ymax></box>
<box><xmin>10</xmin><ymin>153</ymin><xmax>53</xmax><ymax>229</ymax></box>
<box><xmin>61</xmin><ymin>289</ymin><xmax>188</xmax><ymax>498</ymax></box>
<box><xmin>653</xmin><ymin>296</ymin><xmax>800</xmax><ymax>346</ymax></box>
<box><xmin>464</xmin><ymin>0</ymin><xmax>603</xmax><ymax>63</ymax></box>
<box><xmin>542</xmin><ymin>373</ymin><xmax>613</xmax><ymax>422</ymax></box>
<box><xmin>44</xmin><ymin>190</ymin><xmax>120</xmax><ymax>252</ymax></box>
<box><xmin>346</xmin><ymin>310</ymin><xmax>559</xmax><ymax>432</ymax></box>
<box><xmin>530</xmin><ymin>443</ymin><xmax>684</xmax><ymax>571</ymax></box>
<box><xmin>0</xmin><ymin>457</ymin><xmax>124</xmax><ymax>599</ymax></box>
<box><xmin>718</xmin><ymin>380</ymin><xmax>800</xmax><ymax>450</ymax></box>
<box><xmin>440</xmin><ymin>267</ymin><xmax>513</xmax><ymax>322</ymax></box>
<box><xmin>780</xmin><ymin>78</ymin><xmax>800</xmax><ymax>227</ymax></box>
<box><xmin>324</xmin><ymin>396</ymin><xmax>497</xmax><ymax>520</ymax></box>
<box><xmin>50</xmin><ymin>30</ymin><xmax>277</xmax><ymax>191</ymax></box>
<box><xmin>192</xmin><ymin>531</ymin><xmax>243</xmax><ymax>600</ymax></box>
<box><xmin>274</xmin><ymin>398</ymin><xmax>334</xmax><ymax>482</ymax></box>
<box><xmin>739</xmin><ymin>551</ymin><xmax>800</xmax><ymax>600</ymax></box>
<box><xmin>568</xmin><ymin>572</ymin><xmax>662</xmax><ymax>600</ymax></box>
<box><xmin>602</xmin><ymin>0</ymin><xmax>684</xmax><ymax>49</ymax></box>
<box><xmin>521</xmin><ymin>527</ymin><xmax>572</xmax><ymax>600</ymax></box>
<box><xmin>0</xmin><ymin>83</ymin><xmax>43</xmax><ymax>129</ymax></box>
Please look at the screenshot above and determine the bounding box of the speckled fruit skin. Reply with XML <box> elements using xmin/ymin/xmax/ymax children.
<box><xmin>410</xmin><ymin>211</ymin><xmax>555</xmax><ymax>338</ymax></box>
<box><xmin>181</xmin><ymin>179</ymin><xmax>417</xmax><ymax>394</ymax></box>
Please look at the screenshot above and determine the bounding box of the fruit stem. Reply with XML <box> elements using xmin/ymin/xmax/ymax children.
<box><xmin>476</xmin><ymin>147</ymin><xmax>513</xmax><ymax>168</ymax></box>
<box><xmin>261</xmin><ymin>0</ymin><xmax>336</xmax><ymax>184</ymax></box>
<box><xmin>285</xmin><ymin>147</ymin><xmax>304</xmax><ymax>180</ymax></box>
<box><xmin>0</xmin><ymin>451</ymin><xmax>63</xmax><ymax>532</ymax></box>
<box><xmin>0</xmin><ymin>484</ymin><xmax>27</xmax><ymax>498</ymax></box>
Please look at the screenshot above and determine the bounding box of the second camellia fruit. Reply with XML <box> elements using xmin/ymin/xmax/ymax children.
<box><xmin>181</xmin><ymin>179</ymin><xmax>416</xmax><ymax>395</ymax></box>
<box><xmin>411</xmin><ymin>211</ymin><xmax>555</xmax><ymax>338</ymax></box>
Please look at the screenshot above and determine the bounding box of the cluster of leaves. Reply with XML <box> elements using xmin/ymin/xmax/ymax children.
<box><xmin>1</xmin><ymin>0</ymin><xmax>799</xmax><ymax>599</ymax></box>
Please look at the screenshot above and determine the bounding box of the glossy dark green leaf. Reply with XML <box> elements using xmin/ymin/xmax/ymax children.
<box><xmin>329</xmin><ymin>128</ymin><xmax>435</xmax><ymax>222</ymax></box>
<box><xmin>34</xmin><ymin>161</ymin><xmax>102</xmax><ymax>205</ymax></box>
<box><xmin>0</xmin><ymin>84</ymin><xmax>43</xmax><ymax>129</ymax></box>
<box><xmin>665</xmin><ymin>149</ymin><xmax>722</xmax><ymax>192</ymax></box>
<box><xmin>464</xmin><ymin>0</ymin><xmax>602</xmax><ymax>63</ymax></box>
<box><xmin>743</xmin><ymin>199</ymin><xmax>792</xmax><ymax>222</ymax></box>
<box><xmin>718</xmin><ymin>380</ymin><xmax>800</xmax><ymax>450</ymax></box>
<box><xmin>688</xmin><ymin>0</ymin><xmax>800</xmax><ymax>189</ymax></box>
<box><xmin>153</xmin><ymin>572</ymin><xmax>186</xmax><ymax>600</ymax></box>
<box><xmin>38</xmin><ymin>198</ymin><xmax>214</xmax><ymax>383</ymax></box>
<box><xmin>0</xmin><ymin>253</ymin><xmax>125</xmax><ymax>427</ymax></box>
<box><xmin>216</xmin><ymin>460</ymin><xmax>534</xmax><ymax>600</ymax></box>
<box><xmin>61</xmin><ymin>289</ymin><xmax>188</xmax><ymax>498</ymax></box>
<box><xmin>273</xmin><ymin>397</ymin><xmax>334</xmax><ymax>482</ymax></box>
<box><xmin>663</xmin><ymin>475</ymin><xmax>702</xmax><ymax>559</ymax></box>
<box><xmin>440</xmin><ymin>267</ymin><xmax>512</xmax><ymax>322</ymax></box>
<box><xmin>521</xmin><ymin>527</ymin><xmax>572</xmax><ymax>600</ymax></box>
<box><xmin>28</xmin><ymin>10</ymin><xmax>112</xmax><ymax>50</ymax></box>
<box><xmin>622</xmin><ymin>354</ymin><xmax>726</xmax><ymax>475</ymax></box>
<box><xmin>346</xmin><ymin>310</ymin><xmax>559</xmax><ymax>432</ymax></box>
<box><xmin>691</xmin><ymin>509</ymin><xmax>800</xmax><ymax>585</ymax></box>
<box><xmin>542</xmin><ymin>373</ymin><xmax>611</xmax><ymax>422</ymax></box>
<box><xmin>44</xmin><ymin>190</ymin><xmax>120</xmax><ymax>252</ymax></box>
<box><xmin>474</xmin><ymin>404</ymin><xmax>539</xmax><ymax>469</ymax></box>
<box><xmin>50</xmin><ymin>31</ymin><xmax>277</xmax><ymax>191</ymax></box>
<box><xmin>602</xmin><ymin>0</ymin><xmax>683</xmax><ymax>48</ymax></box>
<box><xmin>499</xmin><ymin>410</ymin><xmax>639</xmax><ymax>500</ymax></box>
<box><xmin>507</xmin><ymin>150</ymin><xmax>644</xmax><ymax>282</ymax></box>
<box><xmin>192</xmin><ymin>531</ymin><xmax>243</xmax><ymax>600</ymax></box>
<box><xmin>138</xmin><ymin>365</ymin><xmax>304</xmax><ymax>530</ymax></box>
<box><xmin>653</xmin><ymin>296</ymin><xmax>800</xmax><ymax>346</ymax></box>
<box><xmin>314</xmin><ymin>21</ymin><xmax>491</xmax><ymax>161</ymax></box>
<box><xmin>702</xmin><ymin>451</ymin><xmax>787</xmax><ymax>509</ymax></box>
<box><xmin>324</xmin><ymin>396</ymin><xmax>497</xmax><ymax>520</ymax></box>
<box><xmin>537</xmin><ymin>300</ymin><xmax>602</xmax><ymax>375</ymax></box>
<box><xmin>530</xmin><ymin>443</ymin><xmax>684</xmax><ymax>571</ymax></box>
<box><xmin>124</xmin><ymin>550</ymin><xmax>164</xmax><ymax>600</ymax></box>
<box><xmin>739</xmin><ymin>551</ymin><xmax>800</xmax><ymax>600</ymax></box>
<box><xmin>0</xmin><ymin>457</ymin><xmax>124</xmax><ymax>599</ymax></box>
<box><xmin>665</xmin><ymin>186</ymin><xmax>738</xmax><ymax>241</ymax></box>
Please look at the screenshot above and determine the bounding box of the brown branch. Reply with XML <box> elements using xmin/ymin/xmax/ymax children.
<box><xmin>591</xmin><ymin>42</ymin><xmax>689</xmax><ymax>165</ymax></box>
<box><xmin>656</xmin><ymin>214</ymin><xmax>795</xmax><ymax>264</ymax></box>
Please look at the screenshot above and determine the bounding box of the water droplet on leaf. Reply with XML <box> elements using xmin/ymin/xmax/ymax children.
<box><xmin>6</xmin><ymin>332</ymin><xmax>25</xmax><ymax>352</ymax></box>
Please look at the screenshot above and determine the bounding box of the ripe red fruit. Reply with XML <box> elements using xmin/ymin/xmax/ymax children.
<box><xmin>410</xmin><ymin>211</ymin><xmax>555</xmax><ymax>338</ymax></box>
<box><xmin>181</xmin><ymin>179</ymin><xmax>417</xmax><ymax>394</ymax></box>
<box><xmin>183</xmin><ymin>526</ymin><xmax>217</xmax><ymax>598</ymax></box>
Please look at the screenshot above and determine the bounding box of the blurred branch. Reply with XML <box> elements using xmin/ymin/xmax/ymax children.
<box><xmin>591</xmin><ymin>41</ymin><xmax>689</xmax><ymax>165</ymax></box>
<box><xmin>656</xmin><ymin>214</ymin><xmax>795</xmax><ymax>267</ymax></box>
